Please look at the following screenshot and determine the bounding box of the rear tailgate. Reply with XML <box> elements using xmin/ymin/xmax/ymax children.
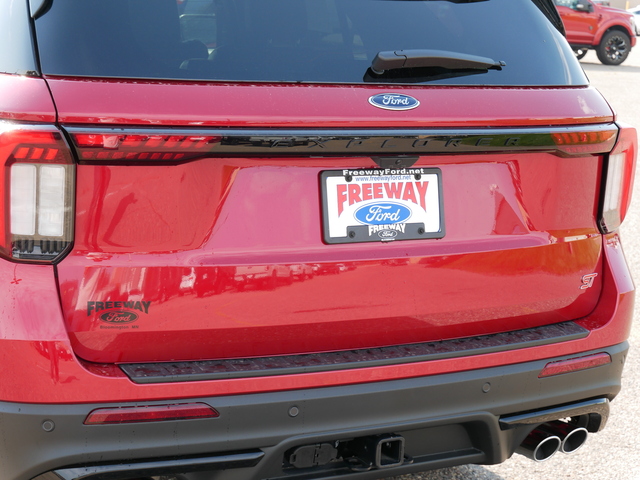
<box><xmin>50</xmin><ymin>80</ymin><xmax>615</xmax><ymax>364</ymax></box>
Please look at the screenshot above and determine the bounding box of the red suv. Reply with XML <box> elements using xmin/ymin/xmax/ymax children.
<box><xmin>0</xmin><ymin>1</ymin><xmax>637</xmax><ymax>480</ymax></box>
<box><xmin>554</xmin><ymin>0</ymin><xmax>637</xmax><ymax>64</ymax></box>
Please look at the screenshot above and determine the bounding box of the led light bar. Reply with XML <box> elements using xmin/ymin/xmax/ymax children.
<box><xmin>72</xmin><ymin>133</ymin><xmax>222</xmax><ymax>161</ymax></box>
<box><xmin>551</xmin><ymin>129</ymin><xmax>618</xmax><ymax>155</ymax></box>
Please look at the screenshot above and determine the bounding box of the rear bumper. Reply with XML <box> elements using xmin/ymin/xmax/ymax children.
<box><xmin>1</xmin><ymin>342</ymin><xmax>627</xmax><ymax>480</ymax></box>
<box><xmin>0</xmin><ymin>235</ymin><xmax>634</xmax><ymax>479</ymax></box>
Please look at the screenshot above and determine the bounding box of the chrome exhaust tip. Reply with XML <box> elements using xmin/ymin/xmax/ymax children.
<box><xmin>539</xmin><ymin>421</ymin><xmax>589</xmax><ymax>454</ymax></box>
<box><xmin>516</xmin><ymin>429</ymin><xmax>562</xmax><ymax>462</ymax></box>
<box><xmin>561</xmin><ymin>426</ymin><xmax>588</xmax><ymax>454</ymax></box>
<box><xmin>562</xmin><ymin>426</ymin><xmax>588</xmax><ymax>454</ymax></box>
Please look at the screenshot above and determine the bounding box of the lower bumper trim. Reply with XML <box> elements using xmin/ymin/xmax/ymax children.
<box><xmin>42</xmin><ymin>451</ymin><xmax>264</xmax><ymax>480</ymax></box>
<box><xmin>499</xmin><ymin>397</ymin><xmax>610</xmax><ymax>432</ymax></box>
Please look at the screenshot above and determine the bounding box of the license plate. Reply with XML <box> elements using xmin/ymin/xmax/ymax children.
<box><xmin>321</xmin><ymin>167</ymin><xmax>445</xmax><ymax>244</ymax></box>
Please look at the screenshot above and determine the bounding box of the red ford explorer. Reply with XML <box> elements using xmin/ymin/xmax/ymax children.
<box><xmin>0</xmin><ymin>1</ymin><xmax>637</xmax><ymax>479</ymax></box>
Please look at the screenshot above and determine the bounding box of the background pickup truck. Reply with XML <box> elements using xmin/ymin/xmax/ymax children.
<box><xmin>555</xmin><ymin>0</ymin><xmax>637</xmax><ymax>64</ymax></box>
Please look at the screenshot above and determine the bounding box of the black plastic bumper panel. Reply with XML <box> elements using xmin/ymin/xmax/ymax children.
<box><xmin>39</xmin><ymin>451</ymin><xmax>263</xmax><ymax>480</ymax></box>
<box><xmin>499</xmin><ymin>397</ymin><xmax>610</xmax><ymax>432</ymax></box>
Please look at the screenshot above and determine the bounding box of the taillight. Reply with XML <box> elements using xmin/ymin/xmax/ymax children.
<box><xmin>1</xmin><ymin>123</ymin><xmax>75</xmax><ymax>262</ymax></box>
<box><xmin>551</xmin><ymin>128</ymin><xmax>617</xmax><ymax>155</ymax></box>
<box><xmin>599</xmin><ymin>123</ymin><xmax>637</xmax><ymax>233</ymax></box>
<box><xmin>71</xmin><ymin>132</ymin><xmax>221</xmax><ymax>162</ymax></box>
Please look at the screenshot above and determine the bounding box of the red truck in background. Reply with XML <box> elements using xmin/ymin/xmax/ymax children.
<box><xmin>555</xmin><ymin>0</ymin><xmax>637</xmax><ymax>64</ymax></box>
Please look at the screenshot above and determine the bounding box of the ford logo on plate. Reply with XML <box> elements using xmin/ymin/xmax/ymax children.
<box><xmin>378</xmin><ymin>230</ymin><xmax>398</xmax><ymax>239</ymax></box>
<box><xmin>355</xmin><ymin>202</ymin><xmax>412</xmax><ymax>225</ymax></box>
<box><xmin>100</xmin><ymin>311</ymin><xmax>139</xmax><ymax>324</ymax></box>
<box><xmin>369</xmin><ymin>93</ymin><xmax>420</xmax><ymax>111</ymax></box>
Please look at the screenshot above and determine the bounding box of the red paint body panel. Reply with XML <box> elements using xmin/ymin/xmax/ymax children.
<box><xmin>58</xmin><ymin>150</ymin><xmax>605</xmax><ymax>363</ymax></box>
<box><xmin>45</xmin><ymin>82</ymin><xmax>617</xmax><ymax>364</ymax></box>
<box><xmin>45</xmin><ymin>78</ymin><xmax>614</xmax><ymax>127</ymax></box>
<box><xmin>0</xmin><ymin>74</ymin><xmax>57</xmax><ymax>123</ymax></box>
<box><xmin>0</xmin><ymin>235</ymin><xmax>632</xmax><ymax>404</ymax></box>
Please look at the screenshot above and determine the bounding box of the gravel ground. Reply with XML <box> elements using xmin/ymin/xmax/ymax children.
<box><xmin>391</xmin><ymin>46</ymin><xmax>640</xmax><ymax>480</ymax></box>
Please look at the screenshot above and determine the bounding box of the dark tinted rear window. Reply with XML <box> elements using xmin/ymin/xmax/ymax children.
<box><xmin>35</xmin><ymin>0</ymin><xmax>587</xmax><ymax>86</ymax></box>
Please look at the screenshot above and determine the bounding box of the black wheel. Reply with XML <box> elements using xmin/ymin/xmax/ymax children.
<box><xmin>573</xmin><ymin>48</ymin><xmax>588</xmax><ymax>60</ymax></box>
<box><xmin>596</xmin><ymin>30</ymin><xmax>631</xmax><ymax>65</ymax></box>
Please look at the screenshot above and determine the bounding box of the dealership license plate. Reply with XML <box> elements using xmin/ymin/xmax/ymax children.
<box><xmin>321</xmin><ymin>167</ymin><xmax>445</xmax><ymax>244</ymax></box>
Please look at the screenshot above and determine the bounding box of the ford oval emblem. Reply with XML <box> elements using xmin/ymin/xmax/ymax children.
<box><xmin>100</xmin><ymin>311</ymin><xmax>139</xmax><ymax>324</ymax></box>
<box><xmin>378</xmin><ymin>230</ymin><xmax>398</xmax><ymax>239</ymax></box>
<box><xmin>369</xmin><ymin>93</ymin><xmax>420</xmax><ymax>111</ymax></box>
<box><xmin>354</xmin><ymin>202</ymin><xmax>412</xmax><ymax>225</ymax></box>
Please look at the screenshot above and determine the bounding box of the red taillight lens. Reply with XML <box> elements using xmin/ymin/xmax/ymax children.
<box><xmin>599</xmin><ymin>123</ymin><xmax>637</xmax><ymax>233</ymax></box>
<box><xmin>551</xmin><ymin>128</ymin><xmax>618</xmax><ymax>155</ymax></box>
<box><xmin>538</xmin><ymin>353</ymin><xmax>612</xmax><ymax>378</ymax></box>
<box><xmin>1</xmin><ymin>123</ymin><xmax>75</xmax><ymax>262</ymax></box>
<box><xmin>84</xmin><ymin>403</ymin><xmax>219</xmax><ymax>425</ymax></box>
<box><xmin>71</xmin><ymin>132</ymin><xmax>221</xmax><ymax>161</ymax></box>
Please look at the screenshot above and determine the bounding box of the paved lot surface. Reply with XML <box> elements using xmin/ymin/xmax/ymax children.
<box><xmin>391</xmin><ymin>47</ymin><xmax>640</xmax><ymax>480</ymax></box>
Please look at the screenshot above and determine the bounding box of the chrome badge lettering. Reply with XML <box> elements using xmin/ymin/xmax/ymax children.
<box><xmin>580</xmin><ymin>273</ymin><xmax>598</xmax><ymax>289</ymax></box>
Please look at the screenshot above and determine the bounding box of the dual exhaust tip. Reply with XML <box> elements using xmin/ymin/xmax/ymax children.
<box><xmin>516</xmin><ymin>421</ymin><xmax>589</xmax><ymax>462</ymax></box>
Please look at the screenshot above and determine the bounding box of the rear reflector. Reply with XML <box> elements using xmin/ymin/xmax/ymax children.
<box><xmin>84</xmin><ymin>403</ymin><xmax>219</xmax><ymax>425</ymax></box>
<box><xmin>538</xmin><ymin>353</ymin><xmax>611</xmax><ymax>378</ymax></box>
<box><xmin>1</xmin><ymin>122</ymin><xmax>75</xmax><ymax>262</ymax></box>
<box><xmin>599</xmin><ymin>123</ymin><xmax>637</xmax><ymax>233</ymax></box>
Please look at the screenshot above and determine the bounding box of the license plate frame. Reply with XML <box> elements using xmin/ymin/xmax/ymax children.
<box><xmin>320</xmin><ymin>167</ymin><xmax>445</xmax><ymax>244</ymax></box>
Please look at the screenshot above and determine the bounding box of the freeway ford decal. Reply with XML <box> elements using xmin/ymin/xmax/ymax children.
<box><xmin>87</xmin><ymin>300</ymin><xmax>152</xmax><ymax>329</ymax></box>
<box><xmin>321</xmin><ymin>168</ymin><xmax>444</xmax><ymax>244</ymax></box>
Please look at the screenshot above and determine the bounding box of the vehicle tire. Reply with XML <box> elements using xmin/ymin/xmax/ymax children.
<box><xmin>573</xmin><ymin>48</ymin><xmax>588</xmax><ymax>60</ymax></box>
<box><xmin>596</xmin><ymin>30</ymin><xmax>631</xmax><ymax>65</ymax></box>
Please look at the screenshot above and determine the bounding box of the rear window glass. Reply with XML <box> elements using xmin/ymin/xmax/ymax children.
<box><xmin>0</xmin><ymin>0</ymin><xmax>37</xmax><ymax>75</ymax></box>
<box><xmin>35</xmin><ymin>0</ymin><xmax>587</xmax><ymax>86</ymax></box>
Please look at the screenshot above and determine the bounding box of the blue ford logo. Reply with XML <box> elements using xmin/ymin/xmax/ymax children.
<box><xmin>369</xmin><ymin>93</ymin><xmax>420</xmax><ymax>111</ymax></box>
<box><xmin>355</xmin><ymin>202</ymin><xmax>412</xmax><ymax>225</ymax></box>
